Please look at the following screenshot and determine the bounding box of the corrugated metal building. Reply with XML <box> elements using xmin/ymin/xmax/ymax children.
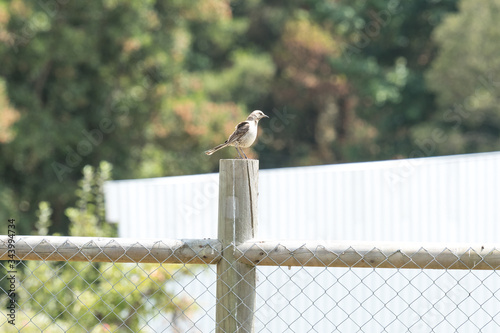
<box><xmin>104</xmin><ymin>152</ymin><xmax>500</xmax><ymax>332</ymax></box>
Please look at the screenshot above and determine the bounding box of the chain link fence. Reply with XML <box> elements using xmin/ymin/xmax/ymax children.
<box><xmin>2</xmin><ymin>236</ymin><xmax>499</xmax><ymax>332</ymax></box>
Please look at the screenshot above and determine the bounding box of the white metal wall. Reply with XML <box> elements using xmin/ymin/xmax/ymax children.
<box><xmin>105</xmin><ymin>151</ymin><xmax>500</xmax><ymax>243</ymax></box>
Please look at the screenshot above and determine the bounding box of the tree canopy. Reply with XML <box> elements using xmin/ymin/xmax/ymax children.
<box><xmin>2</xmin><ymin>0</ymin><xmax>499</xmax><ymax>233</ymax></box>
<box><xmin>416</xmin><ymin>0</ymin><xmax>500</xmax><ymax>155</ymax></box>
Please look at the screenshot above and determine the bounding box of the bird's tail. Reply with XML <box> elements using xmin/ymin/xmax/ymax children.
<box><xmin>205</xmin><ymin>143</ymin><xmax>229</xmax><ymax>155</ymax></box>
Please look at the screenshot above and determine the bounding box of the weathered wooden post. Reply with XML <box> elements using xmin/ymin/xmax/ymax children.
<box><xmin>216</xmin><ymin>159</ymin><xmax>258</xmax><ymax>333</ymax></box>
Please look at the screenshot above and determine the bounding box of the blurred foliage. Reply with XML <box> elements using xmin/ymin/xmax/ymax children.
<box><xmin>416</xmin><ymin>0</ymin><xmax>500</xmax><ymax>155</ymax></box>
<box><xmin>4</xmin><ymin>162</ymin><xmax>197</xmax><ymax>332</ymax></box>
<box><xmin>0</xmin><ymin>0</ymin><xmax>250</xmax><ymax>231</ymax></box>
<box><xmin>1</xmin><ymin>0</ymin><xmax>498</xmax><ymax>233</ymax></box>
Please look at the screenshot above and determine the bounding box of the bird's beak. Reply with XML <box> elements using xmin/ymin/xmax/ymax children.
<box><xmin>262</xmin><ymin>114</ymin><xmax>269</xmax><ymax>118</ymax></box>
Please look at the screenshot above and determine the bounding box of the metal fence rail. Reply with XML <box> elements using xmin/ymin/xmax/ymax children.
<box><xmin>0</xmin><ymin>236</ymin><xmax>221</xmax><ymax>264</ymax></box>
<box><xmin>1</xmin><ymin>236</ymin><xmax>500</xmax><ymax>332</ymax></box>
<box><xmin>2</xmin><ymin>236</ymin><xmax>500</xmax><ymax>269</ymax></box>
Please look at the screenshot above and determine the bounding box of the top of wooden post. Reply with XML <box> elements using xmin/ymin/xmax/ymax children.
<box><xmin>217</xmin><ymin>159</ymin><xmax>259</xmax><ymax>244</ymax></box>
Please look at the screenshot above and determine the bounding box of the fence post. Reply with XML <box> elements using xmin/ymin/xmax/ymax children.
<box><xmin>216</xmin><ymin>159</ymin><xmax>258</xmax><ymax>333</ymax></box>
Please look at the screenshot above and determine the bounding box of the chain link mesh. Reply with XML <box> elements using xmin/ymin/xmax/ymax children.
<box><xmin>1</xmin><ymin>237</ymin><xmax>499</xmax><ymax>332</ymax></box>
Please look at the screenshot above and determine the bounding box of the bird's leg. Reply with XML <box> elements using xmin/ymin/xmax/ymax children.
<box><xmin>241</xmin><ymin>148</ymin><xmax>248</xmax><ymax>159</ymax></box>
<box><xmin>235</xmin><ymin>146</ymin><xmax>243</xmax><ymax>159</ymax></box>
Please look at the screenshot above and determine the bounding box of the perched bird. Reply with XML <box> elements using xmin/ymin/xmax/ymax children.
<box><xmin>205</xmin><ymin>110</ymin><xmax>269</xmax><ymax>159</ymax></box>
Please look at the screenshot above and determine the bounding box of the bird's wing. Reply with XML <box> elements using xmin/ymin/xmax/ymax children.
<box><xmin>226</xmin><ymin>121</ymin><xmax>250</xmax><ymax>144</ymax></box>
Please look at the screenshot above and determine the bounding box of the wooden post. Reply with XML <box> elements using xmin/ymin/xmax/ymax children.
<box><xmin>216</xmin><ymin>159</ymin><xmax>258</xmax><ymax>333</ymax></box>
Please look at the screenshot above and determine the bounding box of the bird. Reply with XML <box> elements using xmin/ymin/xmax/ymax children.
<box><xmin>205</xmin><ymin>110</ymin><xmax>269</xmax><ymax>159</ymax></box>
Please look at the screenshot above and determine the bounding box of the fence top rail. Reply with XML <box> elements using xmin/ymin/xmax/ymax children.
<box><xmin>2</xmin><ymin>236</ymin><xmax>499</xmax><ymax>270</ymax></box>
<box><xmin>0</xmin><ymin>235</ymin><xmax>221</xmax><ymax>264</ymax></box>
<box><xmin>236</xmin><ymin>240</ymin><xmax>500</xmax><ymax>270</ymax></box>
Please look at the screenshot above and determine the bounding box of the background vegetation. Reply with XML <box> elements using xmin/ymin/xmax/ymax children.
<box><xmin>1</xmin><ymin>0</ymin><xmax>499</xmax><ymax>234</ymax></box>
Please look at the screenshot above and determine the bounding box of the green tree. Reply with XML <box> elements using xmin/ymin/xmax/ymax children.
<box><xmin>0</xmin><ymin>1</ymin><xmax>253</xmax><ymax>232</ymax></box>
<box><xmin>232</xmin><ymin>0</ymin><xmax>458</xmax><ymax>166</ymax></box>
<box><xmin>11</xmin><ymin>162</ymin><xmax>197</xmax><ymax>332</ymax></box>
<box><xmin>416</xmin><ymin>0</ymin><xmax>500</xmax><ymax>155</ymax></box>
